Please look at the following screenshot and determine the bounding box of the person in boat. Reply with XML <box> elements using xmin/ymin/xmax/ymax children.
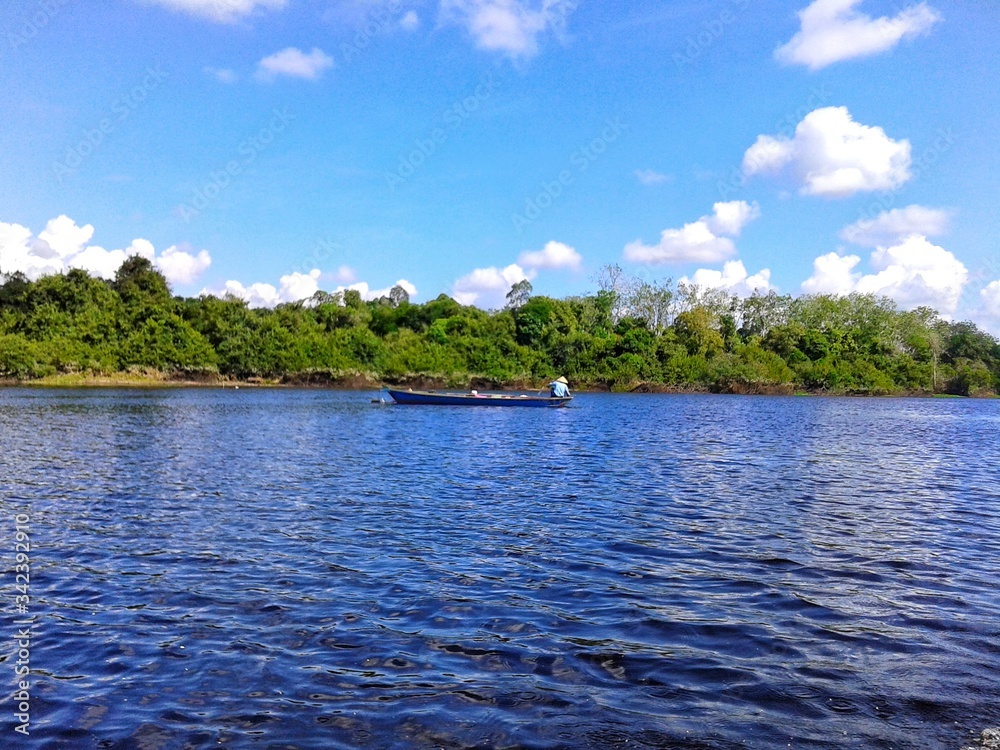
<box><xmin>549</xmin><ymin>376</ymin><xmax>570</xmax><ymax>399</ymax></box>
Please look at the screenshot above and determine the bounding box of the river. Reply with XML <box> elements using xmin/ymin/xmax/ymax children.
<box><xmin>1</xmin><ymin>388</ymin><xmax>998</xmax><ymax>749</ymax></box>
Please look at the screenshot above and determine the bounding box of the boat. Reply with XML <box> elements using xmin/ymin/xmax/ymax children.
<box><xmin>385</xmin><ymin>388</ymin><xmax>572</xmax><ymax>408</ymax></box>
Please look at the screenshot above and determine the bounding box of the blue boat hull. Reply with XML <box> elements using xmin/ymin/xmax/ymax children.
<box><xmin>386</xmin><ymin>388</ymin><xmax>571</xmax><ymax>408</ymax></box>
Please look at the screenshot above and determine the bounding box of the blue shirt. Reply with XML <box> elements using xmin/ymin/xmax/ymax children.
<box><xmin>549</xmin><ymin>381</ymin><xmax>570</xmax><ymax>398</ymax></box>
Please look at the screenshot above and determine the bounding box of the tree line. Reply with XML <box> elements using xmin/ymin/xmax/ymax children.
<box><xmin>1</xmin><ymin>258</ymin><xmax>999</xmax><ymax>396</ymax></box>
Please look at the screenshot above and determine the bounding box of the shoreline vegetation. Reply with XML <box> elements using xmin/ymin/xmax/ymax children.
<box><xmin>0</xmin><ymin>371</ymin><xmax>991</xmax><ymax>399</ymax></box>
<box><xmin>3</xmin><ymin>258</ymin><xmax>1000</xmax><ymax>398</ymax></box>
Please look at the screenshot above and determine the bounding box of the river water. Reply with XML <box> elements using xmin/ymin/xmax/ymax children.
<box><xmin>0</xmin><ymin>388</ymin><xmax>998</xmax><ymax>749</ymax></box>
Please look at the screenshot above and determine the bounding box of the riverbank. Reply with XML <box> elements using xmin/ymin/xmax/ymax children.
<box><xmin>4</xmin><ymin>263</ymin><xmax>999</xmax><ymax>398</ymax></box>
<box><xmin>0</xmin><ymin>370</ymin><xmax>987</xmax><ymax>398</ymax></box>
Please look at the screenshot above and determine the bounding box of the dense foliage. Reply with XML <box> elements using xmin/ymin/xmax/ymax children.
<box><xmin>2</xmin><ymin>259</ymin><xmax>999</xmax><ymax>396</ymax></box>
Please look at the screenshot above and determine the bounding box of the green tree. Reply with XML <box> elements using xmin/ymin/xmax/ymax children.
<box><xmin>112</xmin><ymin>256</ymin><xmax>172</xmax><ymax>314</ymax></box>
<box><xmin>673</xmin><ymin>307</ymin><xmax>724</xmax><ymax>357</ymax></box>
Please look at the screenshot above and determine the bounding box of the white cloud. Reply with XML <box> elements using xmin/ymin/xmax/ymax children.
<box><xmin>0</xmin><ymin>222</ymin><xmax>32</xmax><ymax>251</ymax></box>
<box><xmin>71</xmin><ymin>243</ymin><xmax>144</xmax><ymax>281</ymax></box>
<box><xmin>0</xmin><ymin>222</ymin><xmax>49</xmax><ymax>278</ymax></box>
<box><xmin>127</xmin><ymin>239</ymin><xmax>157</xmax><ymax>261</ymax></box>
<box><xmin>680</xmin><ymin>260</ymin><xmax>776</xmax><ymax>298</ymax></box>
<box><xmin>440</xmin><ymin>0</ymin><xmax>575</xmax><ymax>58</ymax></box>
<box><xmin>339</xmin><ymin>279</ymin><xmax>418</xmax><ymax>302</ymax></box>
<box><xmin>279</xmin><ymin>269</ymin><xmax>322</xmax><ymax>302</ymax></box>
<box><xmin>202</xmin><ymin>270</ymin><xmax>416</xmax><ymax>308</ymax></box>
<box><xmin>839</xmin><ymin>205</ymin><xmax>951</xmax><ymax>247</ymax></box>
<box><xmin>400</xmin><ymin>10</ymin><xmax>420</xmax><ymax>31</ymax></box>
<box><xmin>518</xmin><ymin>240</ymin><xmax>581</xmax><ymax>271</ymax></box>
<box><xmin>156</xmin><ymin>244</ymin><xmax>212</xmax><ymax>285</ymax></box>
<box><xmin>776</xmin><ymin>0</ymin><xmax>941</xmax><ymax>71</ymax></box>
<box><xmin>452</xmin><ymin>263</ymin><xmax>534</xmax><ymax>308</ymax></box>
<box><xmin>623</xmin><ymin>201</ymin><xmax>760</xmax><ymax>265</ymax></box>
<box><xmin>801</xmin><ymin>251</ymin><xmax>862</xmax><ymax>295</ymax></box>
<box><xmin>741</xmin><ymin>137</ymin><xmax>796</xmax><ymax>177</ymax></box>
<box><xmin>204</xmin><ymin>66</ymin><xmax>238</xmax><ymax>83</ymax></box>
<box><xmin>137</xmin><ymin>0</ymin><xmax>287</xmax><ymax>23</ymax></box>
<box><xmin>625</xmin><ymin>223</ymin><xmax>734</xmax><ymax>265</ymax></box>
<box><xmin>256</xmin><ymin>47</ymin><xmax>334</xmax><ymax>82</ymax></box>
<box><xmin>635</xmin><ymin>169</ymin><xmax>670</xmax><ymax>186</ymax></box>
<box><xmin>205</xmin><ymin>279</ymin><xmax>281</xmax><ymax>308</ymax></box>
<box><xmin>451</xmin><ymin>244</ymin><xmax>577</xmax><ymax>308</ymax></box>
<box><xmin>858</xmin><ymin>236</ymin><xmax>967</xmax><ymax>313</ymax></box>
<box><xmin>0</xmin><ymin>223</ymin><xmax>61</xmax><ymax>279</ymax></box>
<box><xmin>980</xmin><ymin>281</ymin><xmax>1000</xmax><ymax>319</ymax></box>
<box><xmin>707</xmin><ymin>200</ymin><xmax>760</xmax><ymax>237</ymax></box>
<box><xmin>802</xmin><ymin>235</ymin><xmax>967</xmax><ymax>314</ymax></box>
<box><xmin>37</xmin><ymin>214</ymin><xmax>94</xmax><ymax>259</ymax></box>
<box><xmin>742</xmin><ymin>106</ymin><xmax>911</xmax><ymax>198</ymax></box>
<box><xmin>0</xmin><ymin>216</ymin><xmax>210</xmax><ymax>286</ymax></box>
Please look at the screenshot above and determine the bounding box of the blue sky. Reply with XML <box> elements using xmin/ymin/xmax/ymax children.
<box><xmin>2</xmin><ymin>0</ymin><xmax>999</xmax><ymax>326</ymax></box>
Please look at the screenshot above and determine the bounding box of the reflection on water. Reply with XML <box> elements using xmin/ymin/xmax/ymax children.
<box><xmin>1</xmin><ymin>389</ymin><xmax>999</xmax><ymax>749</ymax></box>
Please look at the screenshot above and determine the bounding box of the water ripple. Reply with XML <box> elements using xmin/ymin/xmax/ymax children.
<box><xmin>1</xmin><ymin>389</ymin><xmax>998</xmax><ymax>748</ymax></box>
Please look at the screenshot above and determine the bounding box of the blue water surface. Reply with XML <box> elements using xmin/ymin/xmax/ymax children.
<box><xmin>0</xmin><ymin>388</ymin><xmax>998</xmax><ymax>749</ymax></box>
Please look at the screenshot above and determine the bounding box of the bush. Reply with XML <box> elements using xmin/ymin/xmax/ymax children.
<box><xmin>0</xmin><ymin>334</ymin><xmax>56</xmax><ymax>378</ymax></box>
<box><xmin>947</xmin><ymin>358</ymin><xmax>996</xmax><ymax>396</ymax></box>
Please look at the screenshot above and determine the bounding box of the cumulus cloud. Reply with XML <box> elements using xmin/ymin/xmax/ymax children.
<box><xmin>801</xmin><ymin>251</ymin><xmax>862</xmax><ymax>296</ymax></box>
<box><xmin>776</xmin><ymin>0</ymin><xmax>941</xmax><ymax>71</ymax></box>
<box><xmin>156</xmin><ymin>244</ymin><xmax>212</xmax><ymax>285</ymax></box>
<box><xmin>439</xmin><ymin>0</ymin><xmax>575</xmax><ymax>58</ymax></box>
<box><xmin>203</xmin><ymin>270</ymin><xmax>416</xmax><ymax>308</ymax></box>
<box><xmin>0</xmin><ymin>216</ymin><xmax>211</xmax><ymax>287</ymax></box>
<box><xmin>623</xmin><ymin>201</ymin><xmax>760</xmax><ymax>265</ymax></box>
<box><xmin>70</xmin><ymin>239</ymin><xmax>155</xmax><ymax>281</ymax></box>
<box><xmin>204</xmin><ymin>269</ymin><xmax>320</xmax><ymax>307</ymax></box>
<box><xmin>0</xmin><ymin>222</ymin><xmax>57</xmax><ymax>279</ymax></box>
<box><xmin>37</xmin><ymin>214</ymin><xmax>94</xmax><ymax>259</ymax></box>
<box><xmin>451</xmin><ymin>244</ymin><xmax>577</xmax><ymax>308</ymax></box>
<box><xmin>279</xmin><ymin>269</ymin><xmax>322</xmax><ymax>302</ymax></box>
<box><xmin>980</xmin><ymin>281</ymin><xmax>1000</xmax><ymax>319</ymax></box>
<box><xmin>635</xmin><ymin>169</ymin><xmax>670</xmax><ymax>186</ymax></box>
<box><xmin>518</xmin><ymin>240</ymin><xmax>581</xmax><ymax>271</ymax></box>
<box><xmin>707</xmin><ymin>200</ymin><xmax>760</xmax><ymax>237</ymax></box>
<box><xmin>136</xmin><ymin>0</ymin><xmax>287</xmax><ymax>23</ymax></box>
<box><xmin>802</xmin><ymin>235</ymin><xmax>967</xmax><ymax>314</ymax></box>
<box><xmin>207</xmin><ymin>279</ymin><xmax>281</xmax><ymax>308</ymax></box>
<box><xmin>452</xmin><ymin>263</ymin><xmax>534</xmax><ymax>308</ymax></box>
<box><xmin>256</xmin><ymin>47</ymin><xmax>334</xmax><ymax>82</ymax></box>
<box><xmin>858</xmin><ymin>236</ymin><xmax>967</xmax><ymax>313</ymax></box>
<box><xmin>839</xmin><ymin>205</ymin><xmax>951</xmax><ymax>247</ymax></box>
<box><xmin>743</xmin><ymin>106</ymin><xmax>911</xmax><ymax>198</ymax></box>
<box><xmin>338</xmin><ymin>279</ymin><xmax>418</xmax><ymax>302</ymax></box>
<box><xmin>680</xmin><ymin>260</ymin><xmax>776</xmax><ymax>298</ymax></box>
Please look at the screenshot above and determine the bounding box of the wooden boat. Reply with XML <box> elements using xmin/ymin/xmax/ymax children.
<box><xmin>385</xmin><ymin>388</ymin><xmax>572</xmax><ymax>408</ymax></box>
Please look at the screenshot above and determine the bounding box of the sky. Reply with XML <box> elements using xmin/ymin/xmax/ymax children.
<box><xmin>2</xmin><ymin>0</ymin><xmax>1000</xmax><ymax>328</ymax></box>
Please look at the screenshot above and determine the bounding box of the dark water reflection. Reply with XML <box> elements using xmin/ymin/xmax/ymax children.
<box><xmin>1</xmin><ymin>389</ymin><xmax>999</xmax><ymax>749</ymax></box>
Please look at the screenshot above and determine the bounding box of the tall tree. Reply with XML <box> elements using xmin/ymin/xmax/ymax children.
<box><xmin>593</xmin><ymin>263</ymin><xmax>636</xmax><ymax>324</ymax></box>
<box><xmin>629</xmin><ymin>278</ymin><xmax>674</xmax><ymax>331</ymax></box>
<box><xmin>389</xmin><ymin>285</ymin><xmax>410</xmax><ymax>308</ymax></box>
<box><xmin>112</xmin><ymin>256</ymin><xmax>172</xmax><ymax>316</ymax></box>
<box><xmin>505</xmin><ymin>279</ymin><xmax>533</xmax><ymax>310</ymax></box>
